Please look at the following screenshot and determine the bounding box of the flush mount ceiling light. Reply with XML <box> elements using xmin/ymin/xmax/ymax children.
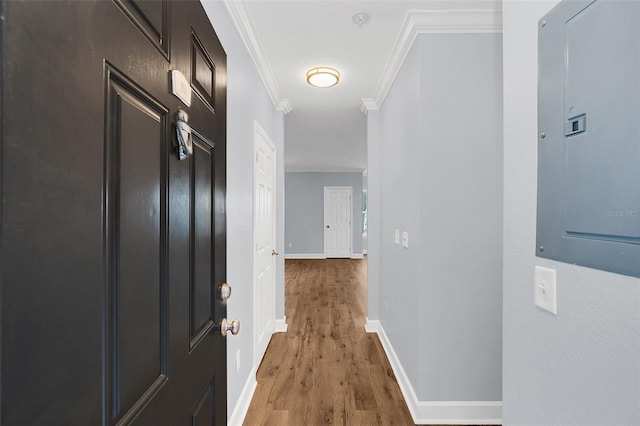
<box><xmin>306</xmin><ymin>67</ymin><xmax>340</xmax><ymax>88</ymax></box>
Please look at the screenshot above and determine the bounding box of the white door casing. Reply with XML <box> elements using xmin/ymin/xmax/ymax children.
<box><xmin>324</xmin><ymin>187</ymin><xmax>352</xmax><ymax>258</ymax></box>
<box><xmin>253</xmin><ymin>121</ymin><xmax>277</xmax><ymax>366</ymax></box>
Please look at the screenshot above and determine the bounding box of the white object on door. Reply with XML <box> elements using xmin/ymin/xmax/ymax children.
<box><xmin>253</xmin><ymin>121</ymin><xmax>277</xmax><ymax>366</ymax></box>
<box><xmin>324</xmin><ymin>187</ymin><xmax>352</xmax><ymax>258</ymax></box>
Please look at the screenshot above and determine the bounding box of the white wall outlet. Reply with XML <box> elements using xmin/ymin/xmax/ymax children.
<box><xmin>394</xmin><ymin>229</ymin><xmax>400</xmax><ymax>244</ymax></box>
<box><xmin>534</xmin><ymin>266</ymin><xmax>557</xmax><ymax>315</ymax></box>
<box><xmin>288</xmin><ymin>242</ymin><xmax>292</xmax><ymax>248</ymax></box>
<box><xmin>401</xmin><ymin>231</ymin><xmax>409</xmax><ymax>248</ymax></box>
<box><xmin>235</xmin><ymin>349</ymin><xmax>241</xmax><ymax>373</ymax></box>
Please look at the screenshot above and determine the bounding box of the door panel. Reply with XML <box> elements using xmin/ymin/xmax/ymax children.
<box><xmin>114</xmin><ymin>0</ymin><xmax>170</xmax><ymax>58</ymax></box>
<box><xmin>191</xmin><ymin>31</ymin><xmax>216</xmax><ymax>111</ymax></box>
<box><xmin>191</xmin><ymin>378</ymin><xmax>216</xmax><ymax>426</ymax></box>
<box><xmin>104</xmin><ymin>70</ymin><xmax>169</xmax><ymax>423</ymax></box>
<box><xmin>1</xmin><ymin>1</ymin><xmax>227</xmax><ymax>424</ymax></box>
<box><xmin>190</xmin><ymin>135</ymin><xmax>216</xmax><ymax>350</ymax></box>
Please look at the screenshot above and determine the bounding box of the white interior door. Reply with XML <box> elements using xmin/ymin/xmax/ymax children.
<box><xmin>324</xmin><ymin>187</ymin><xmax>352</xmax><ymax>258</ymax></box>
<box><xmin>254</xmin><ymin>122</ymin><xmax>276</xmax><ymax>365</ymax></box>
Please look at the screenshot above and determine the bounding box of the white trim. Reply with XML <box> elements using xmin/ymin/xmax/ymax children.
<box><xmin>223</xmin><ymin>1</ymin><xmax>292</xmax><ymax>114</ymax></box>
<box><xmin>253</xmin><ymin>121</ymin><xmax>277</xmax><ymax>367</ymax></box>
<box><xmin>277</xmin><ymin>98</ymin><xmax>292</xmax><ymax>115</ymax></box>
<box><xmin>350</xmin><ymin>253</ymin><xmax>364</xmax><ymax>259</ymax></box>
<box><xmin>274</xmin><ymin>316</ymin><xmax>288</xmax><ymax>332</ymax></box>
<box><xmin>227</xmin><ymin>366</ymin><xmax>258</xmax><ymax>426</ymax></box>
<box><xmin>364</xmin><ymin>318</ymin><xmax>380</xmax><ymax>333</ymax></box>
<box><xmin>284</xmin><ymin>253</ymin><xmax>326</xmax><ymax>260</ymax></box>
<box><xmin>360</xmin><ymin>98</ymin><xmax>379</xmax><ymax>114</ymax></box>
<box><xmin>361</xmin><ymin>9</ymin><xmax>502</xmax><ymax>112</ymax></box>
<box><xmin>365</xmin><ymin>319</ymin><xmax>502</xmax><ymax>425</ymax></box>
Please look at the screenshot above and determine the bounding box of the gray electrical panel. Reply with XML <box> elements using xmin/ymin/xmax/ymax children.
<box><xmin>537</xmin><ymin>0</ymin><xmax>640</xmax><ymax>277</ymax></box>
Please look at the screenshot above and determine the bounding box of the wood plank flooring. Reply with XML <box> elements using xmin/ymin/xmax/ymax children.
<box><xmin>243</xmin><ymin>258</ymin><xmax>415</xmax><ymax>426</ymax></box>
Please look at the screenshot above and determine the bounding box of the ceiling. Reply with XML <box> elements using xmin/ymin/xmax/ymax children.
<box><xmin>225</xmin><ymin>0</ymin><xmax>501</xmax><ymax>172</ymax></box>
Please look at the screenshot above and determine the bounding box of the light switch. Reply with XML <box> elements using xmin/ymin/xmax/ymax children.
<box><xmin>394</xmin><ymin>229</ymin><xmax>400</xmax><ymax>245</ymax></box>
<box><xmin>534</xmin><ymin>265</ymin><xmax>557</xmax><ymax>314</ymax></box>
<box><xmin>401</xmin><ymin>231</ymin><xmax>409</xmax><ymax>248</ymax></box>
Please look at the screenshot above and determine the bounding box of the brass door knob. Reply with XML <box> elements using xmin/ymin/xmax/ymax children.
<box><xmin>218</xmin><ymin>283</ymin><xmax>232</xmax><ymax>301</ymax></box>
<box><xmin>219</xmin><ymin>318</ymin><xmax>240</xmax><ymax>337</ymax></box>
<box><xmin>272</xmin><ymin>249</ymin><xmax>279</xmax><ymax>256</ymax></box>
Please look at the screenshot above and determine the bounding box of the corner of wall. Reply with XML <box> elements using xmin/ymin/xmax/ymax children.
<box><xmin>368</xmin><ymin>323</ymin><xmax>502</xmax><ymax>425</ymax></box>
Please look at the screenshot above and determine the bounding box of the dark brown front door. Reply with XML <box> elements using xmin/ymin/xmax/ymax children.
<box><xmin>0</xmin><ymin>1</ymin><xmax>227</xmax><ymax>424</ymax></box>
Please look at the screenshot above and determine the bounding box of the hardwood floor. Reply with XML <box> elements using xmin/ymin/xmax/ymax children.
<box><xmin>242</xmin><ymin>258</ymin><xmax>416</xmax><ymax>426</ymax></box>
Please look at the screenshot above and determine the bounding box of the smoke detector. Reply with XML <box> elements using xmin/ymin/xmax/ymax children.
<box><xmin>352</xmin><ymin>12</ymin><xmax>370</xmax><ymax>26</ymax></box>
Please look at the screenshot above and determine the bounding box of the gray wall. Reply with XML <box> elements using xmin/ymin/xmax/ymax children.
<box><xmin>201</xmin><ymin>3</ymin><xmax>286</xmax><ymax>421</ymax></box>
<box><xmin>373</xmin><ymin>40</ymin><xmax>422</xmax><ymax>392</ymax></box>
<box><xmin>285</xmin><ymin>172</ymin><xmax>363</xmax><ymax>256</ymax></box>
<box><xmin>503</xmin><ymin>1</ymin><xmax>640</xmax><ymax>424</ymax></box>
<box><xmin>417</xmin><ymin>33</ymin><xmax>503</xmax><ymax>400</ymax></box>
<box><xmin>368</xmin><ymin>33</ymin><xmax>503</xmax><ymax>402</ymax></box>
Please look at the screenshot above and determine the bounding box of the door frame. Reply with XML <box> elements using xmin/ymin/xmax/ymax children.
<box><xmin>252</xmin><ymin>120</ymin><xmax>277</xmax><ymax>366</ymax></box>
<box><xmin>324</xmin><ymin>186</ymin><xmax>353</xmax><ymax>258</ymax></box>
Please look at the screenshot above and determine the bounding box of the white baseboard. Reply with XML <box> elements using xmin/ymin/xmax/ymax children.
<box><xmin>274</xmin><ymin>316</ymin><xmax>288</xmax><ymax>332</ymax></box>
<box><xmin>410</xmin><ymin>401</ymin><xmax>502</xmax><ymax>425</ymax></box>
<box><xmin>284</xmin><ymin>253</ymin><xmax>325</xmax><ymax>259</ymax></box>
<box><xmin>227</xmin><ymin>366</ymin><xmax>257</xmax><ymax>426</ymax></box>
<box><xmin>364</xmin><ymin>319</ymin><xmax>502</xmax><ymax>425</ymax></box>
<box><xmin>227</xmin><ymin>319</ymin><xmax>285</xmax><ymax>426</ymax></box>
<box><xmin>364</xmin><ymin>317</ymin><xmax>380</xmax><ymax>333</ymax></box>
<box><xmin>285</xmin><ymin>253</ymin><xmax>365</xmax><ymax>260</ymax></box>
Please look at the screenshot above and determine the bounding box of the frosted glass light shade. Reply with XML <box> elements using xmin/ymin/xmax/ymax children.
<box><xmin>306</xmin><ymin>67</ymin><xmax>340</xmax><ymax>88</ymax></box>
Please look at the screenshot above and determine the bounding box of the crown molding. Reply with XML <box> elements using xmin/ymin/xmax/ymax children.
<box><xmin>277</xmin><ymin>98</ymin><xmax>293</xmax><ymax>115</ymax></box>
<box><xmin>223</xmin><ymin>0</ymin><xmax>293</xmax><ymax>114</ymax></box>
<box><xmin>360</xmin><ymin>9</ymin><xmax>502</xmax><ymax>113</ymax></box>
<box><xmin>360</xmin><ymin>98</ymin><xmax>379</xmax><ymax>114</ymax></box>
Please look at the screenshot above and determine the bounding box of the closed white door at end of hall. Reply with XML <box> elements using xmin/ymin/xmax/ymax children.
<box><xmin>324</xmin><ymin>187</ymin><xmax>352</xmax><ymax>258</ymax></box>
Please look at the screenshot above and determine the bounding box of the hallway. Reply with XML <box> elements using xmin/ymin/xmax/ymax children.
<box><xmin>243</xmin><ymin>259</ymin><xmax>415</xmax><ymax>425</ymax></box>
